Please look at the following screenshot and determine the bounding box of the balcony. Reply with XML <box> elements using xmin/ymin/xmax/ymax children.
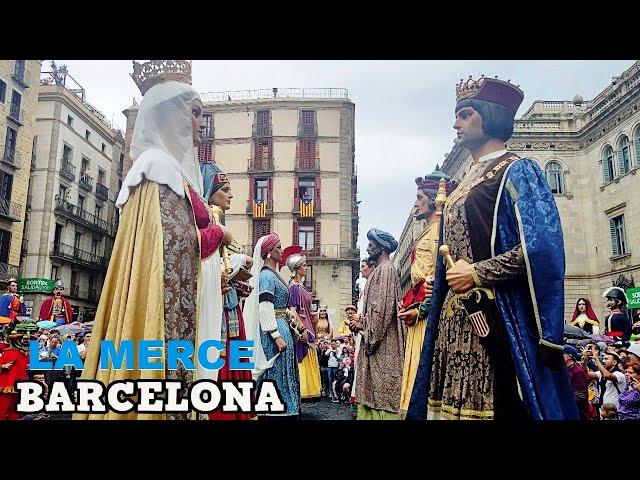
<box><xmin>79</xmin><ymin>171</ymin><xmax>94</xmax><ymax>191</ymax></box>
<box><xmin>254</xmin><ymin>124</ymin><xmax>272</xmax><ymax>137</ymax></box>
<box><xmin>50</xmin><ymin>242</ymin><xmax>108</xmax><ymax>271</ymax></box>
<box><xmin>294</xmin><ymin>157</ymin><xmax>320</xmax><ymax>172</ymax></box>
<box><xmin>0</xmin><ymin>262</ymin><xmax>19</xmax><ymax>282</ymax></box>
<box><xmin>201</xmin><ymin>128</ymin><xmax>214</xmax><ymax>141</ymax></box>
<box><xmin>298</xmin><ymin>124</ymin><xmax>317</xmax><ymax>137</ymax></box>
<box><xmin>247</xmin><ymin>157</ymin><xmax>274</xmax><ymax>174</ymax></box>
<box><xmin>96</xmin><ymin>183</ymin><xmax>109</xmax><ymax>201</ymax></box>
<box><xmin>7</xmin><ymin>103</ymin><xmax>24</xmax><ymax>125</ymax></box>
<box><xmin>292</xmin><ymin>198</ymin><xmax>320</xmax><ymax>217</ymax></box>
<box><xmin>12</xmin><ymin>64</ymin><xmax>29</xmax><ymax>89</ymax></box>
<box><xmin>60</xmin><ymin>159</ymin><xmax>76</xmax><ymax>181</ymax></box>
<box><xmin>2</xmin><ymin>147</ymin><xmax>21</xmax><ymax>169</ymax></box>
<box><xmin>54</xmin><ymin>197</ymin><xmax>111</xmax><ymax>235</ymax></box>
<box><xmin>0</xmin><ymin>199</ymin><xmax>22</xmax><ymax>222</ymax></box>
<box><xmin>301</xmin><ymin>244</ymin><xmax>359</xmax><ymax>260</ymax></box>
<box><xmin>71</xmin><ymin>284</ymin><xmax>80</xmax><ymax>297</ymax></box>
<box><xmin>246</xmin><ymin>199</ymin><xmax>273</xmax><ymax>218</ymax></box>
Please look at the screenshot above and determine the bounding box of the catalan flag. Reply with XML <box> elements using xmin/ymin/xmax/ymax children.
<box><xmin>253</xmin><ymin>199</ymin><xmax>266</xmax><ymax>218</ymax></box>
<box><xmin>300</xmin><ymin>198</ymin><xmax>314</xmax><ymax>217</ymax></box>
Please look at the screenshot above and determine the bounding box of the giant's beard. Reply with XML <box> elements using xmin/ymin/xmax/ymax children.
<box><xmin>368</xmin><ymin>244</ymin><xmax>383</xmax><ymax>262</ymax></box>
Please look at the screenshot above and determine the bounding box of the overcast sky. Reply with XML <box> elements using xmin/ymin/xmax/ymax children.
<box><xmin>47</xmin><ymin>60</ymin><xmax>635</xmax><ymax>255</ymax></box>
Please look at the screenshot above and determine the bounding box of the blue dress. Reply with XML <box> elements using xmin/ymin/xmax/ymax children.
<box><xmin>258</xmin><ymin>267</ymin><xmax>300</xmax><ymax>415</ymax></box>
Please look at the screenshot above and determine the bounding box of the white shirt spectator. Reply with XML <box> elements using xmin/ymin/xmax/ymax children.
<box><xmin>596</xmin><ymin>370</ymin><xmax>627</xmax><ymax>407</ymax></box>
<box><xmin>325</xmin><ymin>347</ymin><xmax>341</xmax><ymax>368</ymax></box>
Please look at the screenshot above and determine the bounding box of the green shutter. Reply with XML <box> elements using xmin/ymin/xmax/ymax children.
<box><xmin>617</xmin><ymin>150</ymin><xmax>626</xmax><ymax>175</ymax></box>
<box><xmin>603</xmin><ymin>157</ymin><xmax>611</xmax><ymax>182</ymax></box>
<box><xmin>635</xmin><ymin>139</ymin><xmax>640</xmax><ymax>167</ymax></box>
<box><xmin>610</xmin><ymin>218</ymin><xmax>619</xmax><ymax>256</ymax></box>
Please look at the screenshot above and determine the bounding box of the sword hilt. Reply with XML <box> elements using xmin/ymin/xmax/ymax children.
<box><xmin>439</xmin><ymin>244</ymin><xmax>455</xmax><ymax>269</ymax></box>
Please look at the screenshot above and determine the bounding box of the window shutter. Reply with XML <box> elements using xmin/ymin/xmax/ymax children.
<box><xmin>603</xmin><ymin>158</ymin><xmax>611</xmax><ymax>182</ymax></box>
<box><xmin>249</xmin><ymin>178</ymin><xmax>255</xmax><ymax>201</ymax></box>
<box><xmin>617</xmin><ymin>150</ymin><xmax>626</xmax><ymax>175</ymax></box>
<box><xmin>293</xmin><ymin>220</ymin><xmax>299</xmax><ymax>246</ymax></box>
<box><xmin>293</xmin><ymin>176</ymin><xmax>299</xmax><ymax>206</ymax></box>
<box><xmin>610</xmin><ymin>218</ymin><xmax>619</xmax><ymax>256</ymax></box>
<box><xmin>315</xmin><ymin>176</ymin><xmax>321</xmax><ymax>211</ymax></box>
<box><xmin>314</xmin><ymin>221</ymin><xmax>321</xmax><ymax>255</ymax></box>
<box><xmin>634</xmin><ymin>139</ymin><xmax>640</xmax><ymax>166</ymax></box>
<box><xmin>267</xmin><ymin>177</ymin><xmax>273</xmax><ymax>210</ymax></box>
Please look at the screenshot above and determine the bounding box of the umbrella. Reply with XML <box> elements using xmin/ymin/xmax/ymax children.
<box><xmin>82</xmin><ymin>321</ymin><xmax>94</xmax><ymax>333</ymax></box>
<box><xmin>52</xmin><ymin>323</ymin><xmax>84</xmax><ymax>337</ymax></box>
<box><xmin>564</xmin><ymin>324</ymin><xmax>591</xmax><ymax>340</ymax></box>
<box><xmin>36</xmin><ymin>320</ymin><xmax>57</xmax><ymax>329</ymax></box>
<box><xmin>591</xmin><ymin>334</ymin><xmax>615</xmax><ymax>345</ymax></box>
<box><xmin>0</xmin><ymin>316</ymin><xmax>11</xmax><ymax>325</ymax></box>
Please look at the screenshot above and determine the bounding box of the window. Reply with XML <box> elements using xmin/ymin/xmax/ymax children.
<box><xmin>0</xmin><ymin>229</ymin><xmax>11</xmax><ymax>264</ymax></box>
<box><xmin>610</xmin><ymin>215</ymin><xmax>628</xmax><ymax>256</ymax></box>
<box><xmin>298</xmin><ymin>178</ymin><xmax>315</xmax><ymax>200</ymax></box>
<box><xmin>101</xmin><ymin>143</ymin><xmax>106</xmax><ymax>154</ymax></box>
<box><xmin>118</xmin><ymin>153</ymin><xmax>124</xmax><ymax>172</ymax></box>
<box><xmin>71</xmin><ymin>270</ymin><xmax>78</xmax><ymax>290</ymax></box>
<box><xmin>298</xmin><ymin>224</ymin><xmax>315</xmax><ymax>250</ymax></box>
<box><xmin>74</xmin><ymin>232</ymin><xmax>82</xmax><ymax>250</ymax></box>
<box><xmin>63</xmin><ymin>144</ymin><xmax>72</xmax><ymax>162</ymax></box>
<box><xmin>95</xmin><ymin>204</ymin><xmax>102</xmax><ymax>219</ymax></box>
<box><xmin>202</xmin><ymin>114</ymin><xmax>212</xmax><ymax>138</ymax></box>
<box><xmin>59</xmin><ymin>184</ymin><xmax>67</xmax><ymax>200</ymax></box>
<box><xmin>78</xmin><ymin>195</ymin><xmax>85</xmax><ymax>211</ymax></box>
<box><xmin>91</xmin><ymin>239</ymin><xmax>99</xmax><ymax>255</ymax></box>
<box><xmin>255</xmin><ymin>179</ymin><xmax>268</xmax><ymax>201</ymax></box>
<box><xmin>0</xmin><ymin>171</ymin><xmax>13</xmax><ymax>203</ymax></box>
<box><xmin>257</xmin><ymin>110</ymin><xmax>270</xmax><ymax>135</ymax></box>
<box><xmin>98</xmin><ymin>169</ymin><xmax>105</xmax><ymax>185</ymax></box>
<box><xmin>3</xmin><ymin>126</ymin><xmax>18</xmax><ymax>163</ymax></box>
<box><xmin>85</xmin><ymin>130</ymin><xmax>90</xmax><ymax>141</ymax></box>
<box><xmin>53</xmin><ymin>225</ymin><xmax>62</xmax><ymax>249</ymax></box>
<box><xmin>13</xmin><ymin>61</ymin><xmax>26</xmax><ymax>82</ymax></box>
<box><xmin>51</xmin><ymin>266</ymin><xmax>60</xmax><ymax>281</ymax></box>
<box><xmin>545</xmin><ymin>161</ymin><xmax>565</xmax><ymax>194</ymax></box>
<box><xmin>618</xmin><ymin>136</ymin><xmax>631</xmax><ymax>175</ymax></box>
<box><xmin>9</xmin><ymin>90</ymin><xmax>21</xmax><ymax>120</ymax></box>
<box><xmin>602</xmin><ymin>145</ymin><xmax>615</xmax><ymax>182</ymax></box>
<box><xmin>0</xmin><ymin>79</ymin><xmax>6</xmax><ymax>103</ymax></box>
<box><xmin>81</xmin><ymin>158</ymin><xmax>89</xmax><ymax>173</ymax></box>
<box><xmin>301</xmin><ymin>110</ymin><xmax>315</xmax><ymax>126</ymax></box>
<box><xmin>67</xmin><ymin>115</ymin><xmax>73</xmax><ymax>127</ymax></box>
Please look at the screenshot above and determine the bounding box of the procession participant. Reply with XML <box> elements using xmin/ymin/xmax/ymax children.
<box><xmin>0</xmin><ymin>279</ymin><xmax>26</xmax><ymax>321</ymax></box>
<box><xmin>39</xmin><ymin>280</ymin><xmax>73</xmax><ymax>326</ymax></box>
<box><xmin>0</xmin><ymin>332</ymin><xmax>33</xmax><ymax>420</ymax></box>
<box><xmin>407</xmin><ymin>75</ymin><xmax>578</xmax><ymax>420</ymax></box>
<box><xmin>570</xmin><ymin>298</ymin><xmax>600</xmax><ymax>335</ymax></box>
<box><xmin>602</xmin><ymin>287</ymin><xmax>632</xmax><ymax>342</ymax></box>
<box><xmin>316</xmin><ymin>305</ymin><xmax>333</xmax><ymax>341</ymax></box>
<box><xmin>349</xmin><ymin>228</ymin><xmax>405</xmax><ymax>420</ymax></box>
<box><xmin>282</xmin><ymin>247</ymin><xmax>322</xmax><ymax>401</ymax></box>
<box><xmin>75</xmin><ymin>60</ymin><xmax>231</xmax><ymax>420</ymax></box>
<box><xmin>201</xmin><ymin>161</ymin><xmax>255</xmax><ymax>420</ymax></box>
<box><xmin>244</xmin><ymin>234</ymin><xmax>300</xmax><ymax>418</ymax></box>
<box><xmin>349</xmin><ymin>259</ymin><xmax>375</xmax><ymax>404</ymax></box>
<box><xmin>397</xmin><ymin>167</ymin><xmax>455</xmax><ymax>418</ymax></box>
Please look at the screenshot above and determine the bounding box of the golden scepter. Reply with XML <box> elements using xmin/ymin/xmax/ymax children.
<box><xmin>210</xmin><ymin>205</ymin><xmax>233</xmax><ymax>282</ymax></box>
<box><xmin>434</xmin><ymin>177</ymin><xmax>447</xmax><ymax>218</ymax></box>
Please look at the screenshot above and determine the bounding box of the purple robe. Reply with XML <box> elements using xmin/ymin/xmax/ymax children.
<box><xmin>288</xmin><ymin>282</ymin><xmax>316</xmax><ymax>362</ymax></box>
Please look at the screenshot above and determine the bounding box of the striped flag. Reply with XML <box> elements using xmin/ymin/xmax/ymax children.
<box><xmin>253</xmin><ymin>199</ymin><xmax>266</xmax><ymax>218</ymax></box>
<box><xmin>300</xmin><ymin>198</ymin><xmax>314</xmax><ymax>217</ymax></box>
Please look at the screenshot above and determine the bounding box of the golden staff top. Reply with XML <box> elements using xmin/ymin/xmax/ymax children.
<box><xmin>435</xmin><ymin>177</ymin><xmax>448</xmax><ymax>218</ymax></box>
<box><xmin>210</xmin><ymin>205</ymin><xmax>233</xmax><ymax>279</ymax></box>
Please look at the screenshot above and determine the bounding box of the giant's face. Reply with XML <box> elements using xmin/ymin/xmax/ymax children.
<box><xmin>270</xmin><ymin>242</ymin><xmax>283</xmax><ymax>263</ymax></box>
<box><xmin>414</xmin><ymin>189</ymin><xmax>433</xmax><ymax>220</ymax></box>
<box><xmin>454</xmin><ymin>106</ymin><xmax>487</xmax><ymax>148</ymax></box>
<box><xmin>210</xmin><ymin>183</ymin><xmax>233</xmax><ymax>211</ymax></box>
<box><xmin>191</xmin><ymin>99</ymin><xmax>204</xmax><ymax>147</ymax></box>
<box><xmin>54</xmin><ymin>287</ymin><xmax>63</xmax><ymax>297</ymax></box>
<box><xmin>8</xmin><ymin>282</ymin><xmax>17</xmax><ymax>294</ymax></box>
<box><xmin>577</xmin><ymin>299</ymin><xmax>587</xmax><ymax>312</ymax></box>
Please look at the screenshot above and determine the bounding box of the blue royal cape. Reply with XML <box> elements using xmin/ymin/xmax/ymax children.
<box><xmin>407</xmin><ymin>157</ymin><xmax>579</xmax><ymax>420</ymax></box>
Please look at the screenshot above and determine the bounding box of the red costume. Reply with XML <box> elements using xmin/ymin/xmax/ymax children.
<box><xmin>39</xmin><ymin>296</ymin><xmax>73</xmax><ymax>324</ymax></box>
<box><xmin>0</xmin><ymin>335</ymin><xmax>31</xmax><ymax>420</ymax></box>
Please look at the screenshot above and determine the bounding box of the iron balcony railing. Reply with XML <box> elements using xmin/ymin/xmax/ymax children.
<box><xmin>96</xmin><ymin>183</ymin><xmax>109</xmax><ymax>201</ymax></box>
<box><xmin>294</xmin><ymin>157</ymin><xmax>320</xmax><ymax>172</ymax></box>
<box><xmin>254</xmin><ymin>124</ymin><xmax>272</xmax><ymax>137</ymax></box>
<box><xmin>198</xmin><ymin>88</ymin><xmax>349</xmax><ymax>103</ymax></box>
<box><xmin>298</xmin><ymin>123</ymin><xmax>317</xmax><ymax>137</ymax></box>
<box><xmin>0</xmin><ymin>262</ymin><xmax>19</xmax><ymax>281</ymax></box>
<box><xmin>79</xmin><ymin>171</ymin><xmax>94</xmax><ymax>191</ymax></box>
<box><xmin>7</xmin><ymin>102</ymin><xmax>24</xmax><ymax>124</ymax></box>
<box><xmin>2</xmin><ymin>147</ymin><xmax>20</xmax><ymax>168</ymax></box>
<box><xmin>50</xmin><ymin>242</ymin><xmax>108</xmax><ymax>270</ymax></box>
<box><xmin>247</xmin><ymin>157</ymin><xmax>274</xmax><ymax>173</ymax></box>
<box><xmin>88</xmin><ymin>289</ymin><xmax>98</xmax><ymax>302</ymax></box>
<box><xmin>246</xmin><ymin>199</ymin><xmax>273</xmax><ymax>217</ymax></box>
<box><xmin>60</xmin><ymin>159</ymin><xmax>76</xmax><ymax>181</ymax></box>
<box><xmin>54</xmin><ymin>197</ymin><xmax>111</xmax><ymax>235</ymax></box>
<box><xmin>201</xmin><ymin>128</ymin><xmax>214</xmax><ymax>140</ymax></box>
<box><xmin>0</xmin><ymin>199</ymin><xmax>22</xmax><ymax>222</ymax></box>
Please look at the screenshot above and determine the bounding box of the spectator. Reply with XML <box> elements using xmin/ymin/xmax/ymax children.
<box><xmin>618</xmin><ymin>362</ymin><xmax>640</xmax><ymax>421</ymax></box>
<box><xmin>325</xmin><ymin>339</ymin><xmax>341</xmax><ymax>402</ymax></box>
<box><xmin>564</xmin><ymin>345</ymin><xmax>589</xmax><ymax>420</ymax></box>
<box><xmin>582</xmin><ymin>349</ymin><xmax>626</xmax><ymax>415</ymax></box>
<box><xmin>318</xmin><ymin>341</ymin><xmax>330</xmax><ymax>398</ymax></box>
<box><xmin>627</xmin><ymin>342</ymin><xmax>640</xmax><ymax>364</ymax></box>
<box><xmin>77</xmin><ymin>333</ymin><xmax>91</xmax><ymax>361</ymax></box>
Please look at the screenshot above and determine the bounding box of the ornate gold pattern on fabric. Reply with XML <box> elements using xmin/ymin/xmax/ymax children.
<box><xmin>131</xmin><ymin>60</ymin><xmax>193</xmax><ymax>95</ymax></box>
<box><xmin>470</xmin><ymin>263</ymin><xmax>483</xmax><ymax>287</ymax></box>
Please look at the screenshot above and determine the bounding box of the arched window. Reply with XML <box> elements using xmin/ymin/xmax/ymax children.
<box><xmin>545</xmin><ymin>161</ymin><xmax>565</xmax><ymax>194</ymax></box>
<box><xmin>634</xmin><ymin>125</ymin><xmax>640</xmax><ymax>167</ymax></box>
<box><xmin>618</xmin><ymin>135</ymin><xmax>631</xmax><ymax>175</ymax></box>
<box><xmin>602</xmin><ymin>145</ymin><xmax>615</xmax><ymax>182</ymax></box>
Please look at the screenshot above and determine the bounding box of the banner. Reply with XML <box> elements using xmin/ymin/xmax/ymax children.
<box><xmin>18</xmin><ymin>278</ymin><xmax>55</xmax><ymax>294</ymax></box>
<box><xmin>626</xmin><ymin>287</ymin><xmax>640</xmax><ymax>309</ymax></box>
